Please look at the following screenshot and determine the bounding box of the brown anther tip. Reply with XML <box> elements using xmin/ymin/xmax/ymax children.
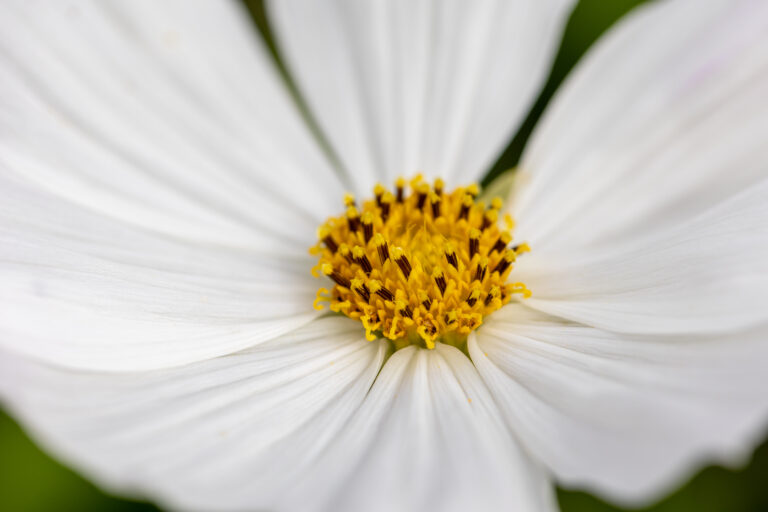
<box><xmin>473</xmin><ymin>257</ymin><xmax>488</xmax><ymax>282</ymax></box>
<box><xmin>432</xmin><ymin>267</ymin><xmax>447</xmax><ymax>296</ymax></box>
<box><xmin>492</xmin><ymin>250</ymin><xmax>515</xmax><ymax>275</ymax></box>
<box><xmin>469</xmin><ymin>228</ymin><xmax>480</xmax><ymax>258</ymax></box>
<box><xmin>370</xmin><ymin>280</ymin><xmax>394</xmax><ymax>301</ymax></box>
<box><xmin>361</xmin><ymin>212</ymin><xmax>374</xmax><ymax>243</ymax></box>
<box><xmin>466</xmin><ymin>289</ymin><xmax>480</xmax><ymax>307</ymax></box>
<box><xmin>395</xmin><ymin>300</ymin><xmax>413</xmax><ymax>319</ymax></box>
<box><xmin>395</xmin><ymin>177</ymin><xmax>406</xmax><ymax>203</ymax></box>
<box><xmin>482</xmin><ymin>209</ymin><xmax>498</xmax><ymax>230</ymax></box>
<box><xmin>491</xmin><ymin>232</ymin><xmax>512</xmax><ymax>254</ymax></box>
<box><xmin>346</xmin><ymin>206</ymin><xmax>361</xmax><ymax>232</ymax></box>
<box><xmin>418</xmin><ymin>290</ymin><xmax>433</xmax><ymax>310</ymax></box>
<box><xmin>415</xmin><ymin>183</ymin><xmax>429</xmax><ymax>209</ymax></box>
<box><xmin>392</xmin><ymin>247</ymin><xmax>412</xmax><ymax>279</ymax></box>
<box><xmin>317</xmin><ymin>225</ymin><xmax>331</xmax><ymax>238</ymax></box>
<box><xmin>429</xmin><ymin>192</ymin><xmax>441</xmax><ymax>218</ymax></box>
<box><xmin>444</xmin><ymin>244</ymin><xmax>458</xmax><ymax>269</ymax></box>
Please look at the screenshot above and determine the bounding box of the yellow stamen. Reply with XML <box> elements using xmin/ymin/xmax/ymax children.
<box><xmin>311</xmin><ymin>176</ymin><xmax>530</xmax><ymax>350</ymax></box>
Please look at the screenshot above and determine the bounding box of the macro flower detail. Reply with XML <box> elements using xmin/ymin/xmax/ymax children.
<box><xmin>1</xmin><ymin>0</ymin><xmax>768</xmax><ymax>511</ymax></box>
<box><xmin>313</xmin><ymin>176</ymin><xmax>530</xmax><ymax>348</ymax></box>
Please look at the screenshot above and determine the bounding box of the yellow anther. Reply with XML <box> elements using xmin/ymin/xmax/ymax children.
<box><xmin>330</xmin><ymin>300</ymin><xmax>351</xmax><ymax>313</ymax></box>
<box><xmin>352</xmin><ymin>246</ymin><xmax>365</xmax><ymax>259</ymax></box>
<box><xmin>514</xmin><ymin>242</ymin><xmax>531</xmax><ymax>254</ymax></box>
<box><xmin>504</xmin><ymin>213</ymin><xmax>515</xmax><ymax>230</ymax></box>
<box><xmin>465</xmin><ymin>288</ymin><xmax>481</xmax><ymax>307</ymax></box>
<box><xmin>482</xmin><ymin>209</ymin><xmax>499</xmax><ymax>229</ymax></box>
<box><xmin>312</xmin><ymin>177</ymin><xmax>529</xmax><ymax>351</ymax></box>
<box><xmin>317</xmin><ymin>224</ymin><xmax>332</xmax><ymax>239</ymax></box>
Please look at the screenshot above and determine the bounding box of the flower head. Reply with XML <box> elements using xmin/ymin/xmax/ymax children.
<box><xmin>1</xmin><ymin>0</ymin><xmax>768</xmax><ymax>511</ymax></box>
<box><xmin>312</xmin><ymin>175</ymin><xmax>529</xmax><ymax>348</ymax></box>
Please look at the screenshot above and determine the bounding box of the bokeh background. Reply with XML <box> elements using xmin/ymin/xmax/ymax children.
<box><xmin>2</xmin><ymin>0</ymin><xmax>767</xmax><ymax>510</ymax></box>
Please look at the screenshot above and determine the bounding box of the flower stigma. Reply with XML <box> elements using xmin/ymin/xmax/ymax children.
<box><xmin>311</xmin><ymin>175</ymin><xmax>531</xmax><ymax>351</ymax></box>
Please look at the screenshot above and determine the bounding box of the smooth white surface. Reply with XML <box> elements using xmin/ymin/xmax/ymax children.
<box><xmin>514</xmin><ymin>0</ymin><xmax>768</xmax><ymax>255</ymax></box>
<box><xmin>282</xmin><ymin>344</ymin><xmax>557</xmax><ymax>512</ymax></box>
<box><xmin>0</xmin><ymin>317</ymin><xmax>389</xmax><ymax>511</ymax></box>
<box><xmin>472</xmin><ymin>305</ymin><xmax>768</xmax><ymax>504</ymax></box>
<box><xmin>269</xmin><ymin>0</ymin><xmax>575</xmax><ymax>193</ymax></box>
<box><xmin>0</xmin><ymin>0</ymin><xmax>346</xmax><ymax>370</ymax></box>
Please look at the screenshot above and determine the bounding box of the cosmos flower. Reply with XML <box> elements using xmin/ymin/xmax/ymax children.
<box><xmin>1</xmin><ymin>0</ymin><xmax>768</xmax><ymax>511</ymax></box>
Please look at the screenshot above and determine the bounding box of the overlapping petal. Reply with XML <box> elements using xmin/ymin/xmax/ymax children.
<box><xmin>0</xmin><ymin>0</ymin><xmax>344</xmax><ymax>249</ymax></box>
<box><xmin>494</xmin><ymin>0</ymin><xmax>768</xmax><ymax>503</ymax></box>
<box><xmin>269</xmin><ymin>0</ymin><xmax>575</xmax><ymax>193</ymax></box>
<box><xmin>513</xmin><ymin>0</ymin><xmax>768</xmax><ymax>254</ymax></box>
<box><xmin>0</xmin><ymin>172</ymin><xmax>324</xmax><ymax>371</ymax></box>
<box><xmin>471</xmin><ymin>305</ymin><xmax>768</xmax><ymax>504</ymax></box>
<box><xmin>0</xmin><ymin>0</ymin><xmax>346</xmax><ymax>370</ymax></box>
<box><xmin>514</xmin><ymin>178</ymin><xmax>768</xmax><ymax>334</ymax></box>
<box><xmin>0</xmin><ymin>317</ymin><xmax>389</xmax><ymax>511</ymax></box>
<box><xmin>284</xmin><ymin>343</ymin><xmax>556</xmax><ymax>512</ymax></box>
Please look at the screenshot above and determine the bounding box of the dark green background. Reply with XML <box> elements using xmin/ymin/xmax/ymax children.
<box><xmin>3</xmin><ymin>1</ymin><xmax>767</xmax><ymax>510</ymax></box>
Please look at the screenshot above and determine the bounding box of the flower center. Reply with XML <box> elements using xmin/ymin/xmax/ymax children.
<box><xmin>312</xmin><ymin>175</ymin><xmax>530</xmax><ymax>350</ymax></box>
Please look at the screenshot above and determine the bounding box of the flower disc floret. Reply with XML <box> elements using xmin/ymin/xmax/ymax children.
<box><xmin>312</xmin><ymin>175</ymin><xmax>530</xmax><ymax>350</ymax></box>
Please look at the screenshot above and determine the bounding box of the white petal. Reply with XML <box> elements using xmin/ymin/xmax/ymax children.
<box><xmin>0</xmin><ymin>0</ymin><xmax>346</xmax><ymax>370</ymax></box>
<box><xmin>470</xmin><ymin>304</ymin><xmax>768</xmax><ymax>504</ymax></box>
<box><xmin>513</xmin><ymin>179</ymin><xmax>768</xmax><ymax>334</ymax></box>
<box><xmin>513</xmin><ymin>0</ymin><xmax>768</xmax><ymax>253</ymax></box>
<box><xmin>283</xmin><ymin>344</ymin><xmax>556</xmax><ymax>512</ymax></box>
<box><xmin>0</xmin><ymin>0</ymin><xmax>344</xmax><ymax>250</ymax></box>
<box><xmin>0</xmin><ymin>317</ymin><xmax>389</xmax><ymax>511</ymax></box>
<box><xmin>0</xmin><ymin>172</ymin><xmax>322</xmax><ymax>371</ymax></box>
<box><xmin>268</xmin><ymin>0</ymin><xmax>575</xmax><ymax>193</ymax></box>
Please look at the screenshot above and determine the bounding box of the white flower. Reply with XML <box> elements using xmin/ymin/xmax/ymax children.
<box><xmin>1</xmin><ymin>0</ymin><xmax>767</xmax><ymax>511</ymax></box>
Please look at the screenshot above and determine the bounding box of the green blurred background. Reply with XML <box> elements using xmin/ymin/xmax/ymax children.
<box><xmin>3</xmin><ymin>0</ymin><xmax>768</xmax><ymax>510</ymax></box>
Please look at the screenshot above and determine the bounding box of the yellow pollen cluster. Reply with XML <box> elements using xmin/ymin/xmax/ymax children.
<box><xmin>311</xmin><ymin>175</ymin><xmax>530</xmax><ymax>350</ymax></box>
